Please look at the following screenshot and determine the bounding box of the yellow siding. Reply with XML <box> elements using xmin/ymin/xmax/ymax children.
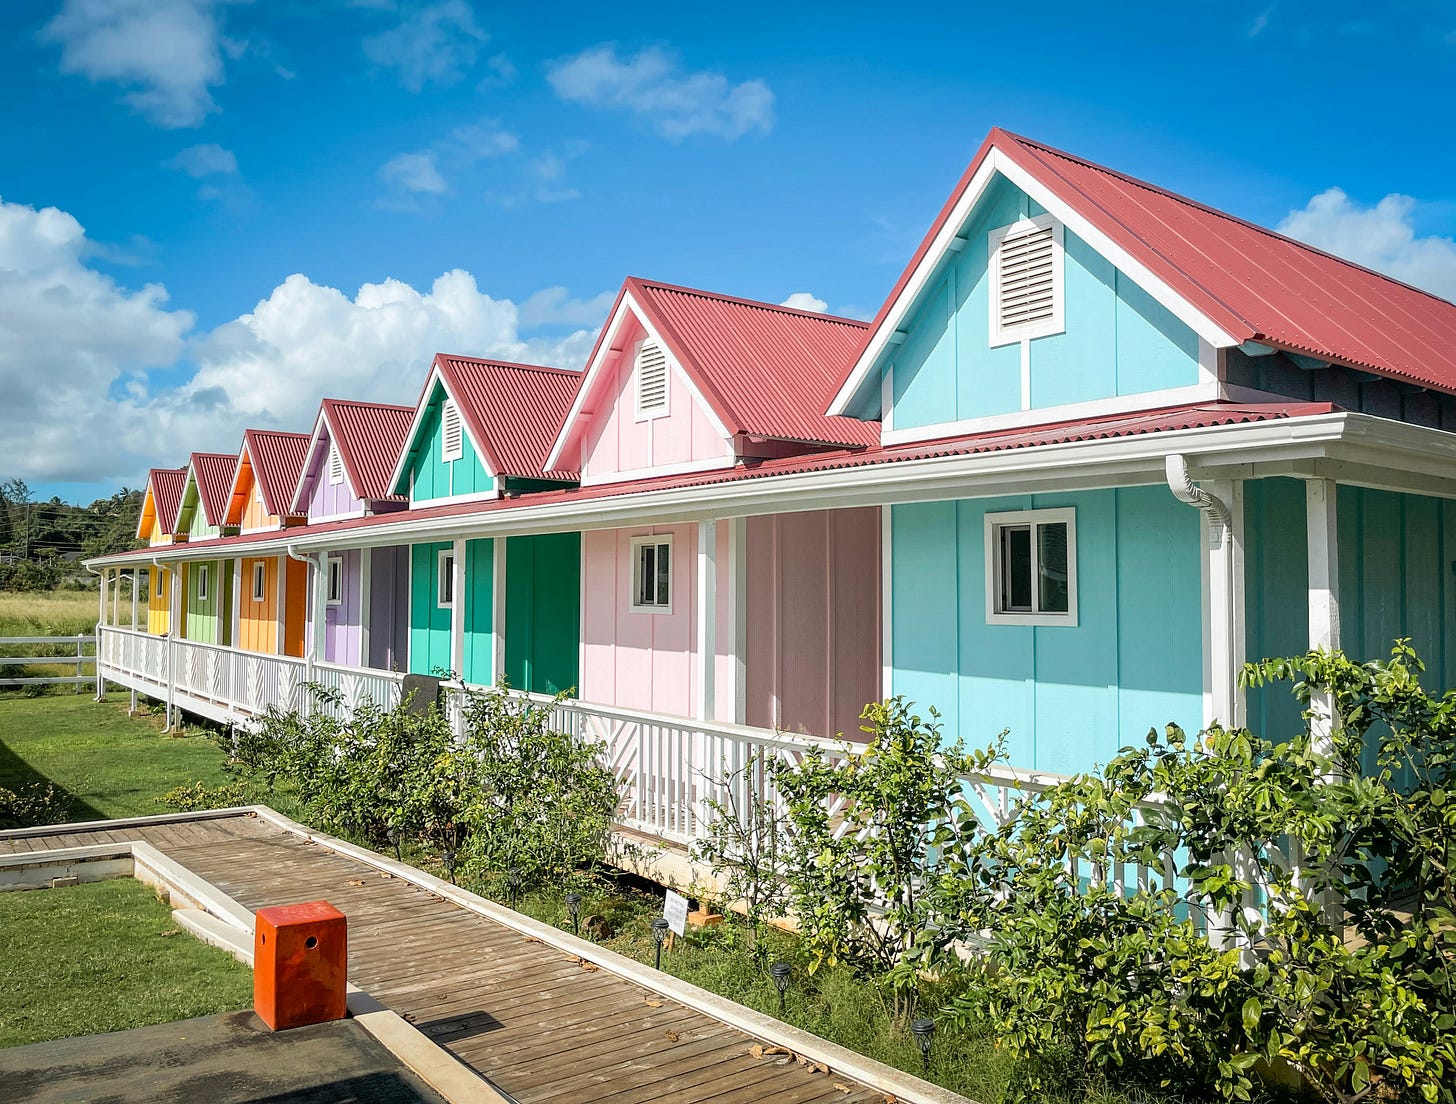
<box><xmin>146</xmin><ymin>566</ymin><xmax>170</xmax><ymax>635</ymax></box>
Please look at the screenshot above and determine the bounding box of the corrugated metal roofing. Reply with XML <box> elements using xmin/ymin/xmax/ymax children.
<box><xmin>141</xmin><ymin>468</ymin><xmax>187</xmax><ymax>538</ymax></box>
<box><xmin>190</xmin><ymin>453</ymin><xmax>239</xmax><ymax>528</ymax></box>
<box><xmin>629</xmin><ymin>278</ymin><xmax>879</xmax><ymax>448</ymax></box>
<box><xmin>323</xmin><ymin>399</ymin><xmax>414</xmax><ymax>502</ymax></box>
<box><xmin>104</xmin><ymin>401</ymin><xmax>1328</xmax><ymax>561</ymax></box>
<box><xmin>433</xmin><ymin>355</ymin><xmax>582</xmax><ymax>479</ymax></box>
<box><xmin>244</xmin><ymin>430</ymin><xmax>311</xmax><ymax>518</ymax></box>
<box><xmin>865</xmin><ymin>127</ymin><xmax>1456</xmax><ymax>398</ymax></box>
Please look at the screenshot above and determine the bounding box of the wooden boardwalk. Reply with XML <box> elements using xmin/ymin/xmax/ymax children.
<box><xmin>0</xmin><ymin>814</ymin><xmax>930</xmax><ymax>1104</ymax></box>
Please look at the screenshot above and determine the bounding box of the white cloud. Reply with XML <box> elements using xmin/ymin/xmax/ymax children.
<box><xmin>780</xmin><ymin>292</ymin><xmax>828</xmax><ymax>313</ymax></box>
<box><xmin>362</xmin><ymin>0</ymin><xmax>489</xmax><ymax>92</ymax></box>
<box><xmin>546</xmin><ymin>44</ymin><xmax>774</xmax><ymax>141</ymax></box>
<box><xmin>165</xmin><ymin>143</ymin><xmax>238</xmax><ymax>177</ymax></box>
<box><xmin>379</xmin><ymin>151</ymin><xmax>448</xmax><ymax>195</ymax></box>
<box><xmin>520</xmin><ymin>287</ymin><xmax>616</xmax><ymax>329</ymax></box>
<box><xmin>1278</xmin><ymin>188</ymin><xmax>1456</xmax><ymax>301</ymax></box>
<box><xmin>42</xmin><ymin>0</ymin><xmax>225</xmax><ymax>128</ymax></box>
<box><xmin>0</xmin><ymin>196</ymin><xmax>599</xmax><ymax>487</ymax></box>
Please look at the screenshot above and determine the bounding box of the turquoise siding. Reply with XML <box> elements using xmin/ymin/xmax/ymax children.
<box><xmin>889</xmin><ymin>174</ymin><xmax>1200</xmax><ymax>432</ymax></box>
<box><xmin>1246</xmin><ymin>480</ymin><xmax>1456</xmax><ymax>764</ymax></box>
<box><xmin>505</xmin><ymin>532</ymin><xmax>580</xmax><ymax>696</ymax></box>
<box><xmin>409</xmin><ymin>542</ymin><xmax>454</xmax><ymax>677</ymax></box>
<box><xmin>463</xmin><ymin>538</ymin><xmax>494</xmax><ymax>685</ymax></box>
<box><xmin>891</xmin><ymin>486</ymin><xmax>1203</xmax><ymax>774</ymax></box>
<box><xmin>401</xmin><ymin>383</ymin><xmax>496</xmax><ymax>503</ymax></box>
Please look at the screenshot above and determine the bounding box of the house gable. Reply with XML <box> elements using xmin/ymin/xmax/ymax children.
<box><xmin>137</xmin><ymin>485</ymin><xmax>170</xmax><ymax>545</ymax></box>
<box><xmin>137</xmin><ymin>469</ymin><xmax>185</xmax><ymax>546</ymax></box>
<box><xmin>549</xmin><ymin>294</ymin><xmax>734</xmax><ymax>485</ymax></box>
<box><xmin>296</xmin><ymin>412</ymin><xmax>367</xmax><ymax>521</ymax></box>
<box><xmin>228</xmin><ymin>454</ymin><xmax>275</xmax><ymax>533</ymax></box>
<box><xmin>841</xmin><ymin>164</ymin><xmax>1210</xmax><ymax>443</ymax></box>
<box><xmin>393</xmin><ymin>377</ymin><xmax>498</xmax><ymax>505</ymax></box>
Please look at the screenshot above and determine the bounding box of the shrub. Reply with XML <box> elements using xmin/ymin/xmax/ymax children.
<box><xmin>0</xmin><ymin>781</ymin><xmax>72</xmax><ymax>828</ymax></box>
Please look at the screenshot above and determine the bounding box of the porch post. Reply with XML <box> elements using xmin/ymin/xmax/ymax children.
<box><xmin>310</xmin><ymin>552</ymin><xmax>328</xmax><ymax>671</ymax></box>
<box><xmin>492</xmin><ymin>538</ymin><xmax>506</xmax><ymax>685</ymax></box>
<box><xmin>1205</xmin><ymin>479</ymin><xmax>1246</xmax><ymax>729</ymax></box>
<box><xmin>230</xmin><ymin>558</ymin><xmax>242</xmax><ymax>648</ymax></box>
<box><xmin>130</xmin><ymin>568</ymin><xmax>138</xmax><ymax>630</ymax></box>
<box><xmin>165</xmin><ymin>565</ymin><xmax>180</xmax><ymax>731</ymax></box>
<box><xmin>1305</xmin><ymin>478</ymin><xmax>1342</xmax><ymax>753</ymax></box>
<box><xmin>694</xmin><ymin>519</ymin><xmax>718</xmax><ymax>842</ymax></box>
<box><xmin>727</xmin><ymin>517</ymin><xmax>747</xmax><ymax>725</ymax></box>
<box><xmin>275</xmin><ymin>555</ymin><xmax>287</xmax><ymax>655</ymax></box>
<box><xmin>450</xmin><ymin>538</ymin><xmax>466</xmax><ymax>682</ymax></box>
<box><xmin>95</xmin><ymin>569</ymin><xmax>108</xmax><ymax>700</ymax></box>
<box><xmin>359</xmin><ymin>547</ymin><xmax>372</xmax><ymax>669</ymax></box>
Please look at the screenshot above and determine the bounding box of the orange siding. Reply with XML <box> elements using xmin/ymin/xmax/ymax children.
<box><xmin>238</xmin><ymin>556</ymin><xmax>280</xmax><ymax>654</ymax></box>
<box><xmin>242</xmin><ymin>481</ymin><xmax>276</xmax><ymax>531</ymax></box>
<box><xmin>283</xmin><ymin>556</ymin><xmax>307</xmax><ymax>658</ymax></box>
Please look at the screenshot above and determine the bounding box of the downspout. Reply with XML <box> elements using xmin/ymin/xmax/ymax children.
<box><xmin>1165</xmin><ymin>454</ymin><xmax>1230</xmax><ymax>548</ymax></box>
<box><xmin>85</xmin><ymin>563</ymin><xmax>104</xmax><ymax>701</ymax></box>
<box><xmin>287</xmin><ymin>544</ymin><xmax>323</xmax><ymax>685</ymax></box>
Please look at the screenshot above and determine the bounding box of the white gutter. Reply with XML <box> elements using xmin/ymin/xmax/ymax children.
<box><xmin>91</xmin><ymin>410</ymin><xmax>1438</xmax><ymax>570</ymax></box>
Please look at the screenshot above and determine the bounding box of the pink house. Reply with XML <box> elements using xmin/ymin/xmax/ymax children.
<box><xmin>548</xmin><ymin>278</ymin><xmax>883</xmax><ymax>739</ymax></box>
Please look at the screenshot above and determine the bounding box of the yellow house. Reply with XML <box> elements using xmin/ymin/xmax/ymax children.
<box><xmin>135</xmin><ymin>467</ymin><xmax>188</xmax><ymax>635</ymax></box>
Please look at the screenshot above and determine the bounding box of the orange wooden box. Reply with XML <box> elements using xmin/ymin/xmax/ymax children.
<box><xmin>253</xmin><ymin>900</ymin><xmax>348</xmax><ymax>1031</ymax></box>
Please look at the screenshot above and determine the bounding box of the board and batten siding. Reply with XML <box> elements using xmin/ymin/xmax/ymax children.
<box><xmin>891</xmin><ymin>486</ymin><xmax>1203</xmax><ymax>774</ymax></box>
<box><xmin>182</xmin><ymin>559</ymin><xmax>231</xmax><ymax>645</ymax></box>
<box><xmin>368</xmin><ymin>545</ymin><xmax>410</xmax><ymax>672</ymax></box>
<box><xmin>889</xmin><ymin>174</ymin><xmax>1201</xmax><ymax>434</ymax></box>
<box><xmin>404</xmin><ymin>388</ymin><xmax>495</xmax><ymax>504</ymax></box>
<box><xmin>238</xmin><ymin>556</ymin><xmax>280</xmax><ymax>654</ymax></box>
<box><xmin>744</xmin><ymin>508</ymin><xmax>881</xmax><ymax>741</ymax></box>
<box><xmin>307</xmin><ymin>548</ymin><xmax>363</xmax><ymax>667</ymax></box>
<box><xmin>504</xmin><ymin>532</ymin><xmax>581</xmax><ymax>696</ymax></box>
<box><xmin>306</xmin><ymin>433</ymin><xmax>366</xmax><ymax>519</ymax></box>
<box><xmin>577</xmin><ymin>317</ymin><xmax>732</xmax><ymax>482</ymax></box>
<box><xmin>146</xmin><ymin>565</ymin><xmax>170</xmax><ymax>635</ymax></box>
<box><xmin>1245</xmin><ymin>479</ymin><xmax>1456</xmax><ymax>771</ymax></box>
<box><xmin>408</xmin><ymin>539</ymin><xmax>494</xmax><ymax>683</ymax></box>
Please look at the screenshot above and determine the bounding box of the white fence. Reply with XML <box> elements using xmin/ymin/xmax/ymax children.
<box><xmin>0</xmin><ymin>634</ymin><xmax>95</xmax><ymax>690</ymax></box>
<box><xmin>95</xmin><ymin>624</ymin><xmax>1185</xmax><ymax>920</ymax></box>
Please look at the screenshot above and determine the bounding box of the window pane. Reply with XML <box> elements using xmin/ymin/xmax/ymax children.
<box><xmin>440</xmin><ymin>555</ymin><xmax>454</xmax><ymax>604</ymax></box>
<box><xmin>1037</xmin><ymin>522</ymin><xmax>1069</xmax><ymax>613</ymax></box>
<box><xmin>637</xmin><ymin>545</ymin><xmax>655</xmax><ymax>606</ymax></box>
<box><xmin>1001</xmin><ymin>526</ymin><xmax>1032</xmax><ymax>612</ymax></box>
<box><xmin>656</xmin><ymin>542</ymin><xmax>670</xmax><ymax>606</ymax></box>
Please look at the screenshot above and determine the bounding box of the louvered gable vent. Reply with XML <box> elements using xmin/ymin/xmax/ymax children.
<box><xmin>990</xmin><ymin>216</ymin><xmax>1063</xmax><ymax>345</ymax></box>
<box><xmin>328</xmin><ymin>443</ymin><xmax>344</xmax><ymax>484</ymax></box>
<box><xmin>636</xmin><ymin>341</ymin><xmax>668</xmax><ymax>417</ymax></box>
<box><xmin>440</xmin><ymin>398</ymin><xmax>463</xmax><ymax>462</ymax></box>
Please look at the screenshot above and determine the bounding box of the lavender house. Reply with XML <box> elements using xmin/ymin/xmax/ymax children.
<box><xmin>292</xmin><ymin>399</ymin><xmax>414</xmax><ymax>672</ymax></box>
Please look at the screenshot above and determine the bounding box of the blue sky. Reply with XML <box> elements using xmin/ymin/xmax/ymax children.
<box><xmin>2</xmin><ymin>0</ymin><xmax>1455</xmax><ymax>502</ymax></box>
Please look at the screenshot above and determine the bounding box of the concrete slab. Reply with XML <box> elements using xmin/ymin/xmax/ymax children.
<box><xmin>0</xmin><ymin>1010</ymin><xmax>452</xmax><ymax>1104</ymax></box>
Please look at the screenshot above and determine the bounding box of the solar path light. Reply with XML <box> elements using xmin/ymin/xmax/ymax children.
<box><xmin>910</xmin><ymin>1017</ymin><xmax>935</xmax><ymax>1070</ymax></box>
<box><xmin>650</xmin><ymin>917</ymin><xmax>670</xmax><ymax>970</ymax></box>
<box><xmin>565</xmin><ymin>892</ymin><xmax>583</xmax><ymax>935</ymax></box>
<box><xmin>769</xmin><ymin>962</ymin><xmax>792</xmax><ymax>1013</ymax></box>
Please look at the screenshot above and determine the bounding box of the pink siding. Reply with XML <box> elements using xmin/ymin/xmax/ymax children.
<box><xmin>745</xmin><ymin>508</ymin><xmax>882</xmax><ymax>741</ymax></box>
<box><xmin>580</xmin><ymin>525</ymin><xmax>736</xmax><ymax>721</ymax></box>
<box><xmin>579</xmin><ymin>315</ymin><xmax>732</xmax><ymax>482</ymax></box>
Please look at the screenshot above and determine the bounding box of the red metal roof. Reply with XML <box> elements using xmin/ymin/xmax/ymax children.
<box><xmin>139</xmin><ymin>468</ymin><xmax>187</xmax><ymax>538</ymax></box>
<box><xmin>865</xmin><ymin>128</ymin><xmax>1456</xmax><ymax>397</ymax></box>
<box><xmin>430</xmin><ymin>355</ymin><xmax>582</xmax><ymax>480</ymax></box>
<box><xmin>322</xmin><ymin>399</ymin><xmax>414</xmax><ymax>502</ymax></box>
<box><xmin>242</xmin><ymin>430</ymin><xmax>311</xmax><ymax>519</ymax></box>
<box><xmin>627</xmin><ymin>278</ymin><xmax>878</xmax><ymax>448</ymax></box>
<box><xmin>187</xmin><ymin>452</ymin><xmax>240</xmax><ymax>528</ymax></box>
<box><xmin>106</xmin><ymin>402</ymin><xmax>1330</xmax><ymax>560</ymax></box>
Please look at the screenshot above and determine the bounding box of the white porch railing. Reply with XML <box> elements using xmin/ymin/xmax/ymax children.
<box><xmin>95</xmin><ymin>624</ymin><xmax>1186</xmax><ymax>921</ymax></box>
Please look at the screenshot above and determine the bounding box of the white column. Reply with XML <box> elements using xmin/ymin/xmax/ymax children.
<box><xmin>359</xmin><ymin>547</ymin><xmax>372</xmax><ymax>669</ymax></box>
<box><xmin>130</xmin><ymin>568</ymin><xmax>138</xmax><ymax>630</ymax></box>
<box><xmin>695</xmin><ymin>520</ymin><xmax>717</xmax><ymax>722</ymax></box>
<box><xmin>1305</xmin><ymin>478</ymin><xmax>1342</xmax><ymax>756</ymax></box>
<box><xmin>97</xmin><ymin>567</ymin><xmax>108</xmax><ymax>628</ymax></box>
<box><xmin>310</xmin><ymin>554</ymin><xmax>328</xmax><ymax>665</ymax></box>
<box><xmin>110</xmin><ymin>567</ymin><xmax>120</xmax><ymax>626</ymax></box>
<box><xmin>881</xmin><ymin>506</ymin><xmax>894</xmax><ymax>703</ymax></box>
<box><xmin>275</xmin><ymin>556</ymin><xmax>287</xmax><ymax>655</ymax></box>
<box><xmin>1204</xmin><ymin>479</ymin><xmax>1245</xmax><ymax>729</ymax></box>
<box><xmin>230</xmin><ymin>559</ymin><xmax>242</xmax><ymax>649</ymax></box>
<box><xmin>491</xmin><ymin>538</ymin><xmax>507</xmax><ymax>685</ymax></box>
<box><xmin>450</xmin><ymin>538</ymin><xmax>466</xmax><ymax>681</ymax></box>
<box><xmin>166</xmin><ymin>565</ymin><xmax>180</xmax><ymax>730</ymax></box>
<box><xmin>728</xmin><ymin>517</ymin><xmax>747</xmax><ymax>725</ymax></box>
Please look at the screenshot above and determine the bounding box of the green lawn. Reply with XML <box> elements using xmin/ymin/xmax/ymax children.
<box><xmin>0</xmin><ymin>693</ymin><xmax>235</xmax><ymax>823</ymax></box>
<box><xmin>0</xmin><ymin>878</ymin><xmax>253</xmax><ymax>1047</ymax></box>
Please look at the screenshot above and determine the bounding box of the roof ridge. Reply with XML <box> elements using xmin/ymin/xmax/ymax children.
<box><xmin>436</xmin><ymin>353</ymin><xmax>582</xmax><ymax>377</ymax></box>
<box><xmin>999</xmin><ymin>127</ymin><xmax>1456</xmax><ymax>311</ymax></box>
<box><xmin>628</xmin><ymin>276</ymin><xmax>871</xmax><ymax>328</ymax></box>
<box><xmin>325</xmin><ymin>397</ymin><xmax>415</xmax><ymax>412</ymax></box>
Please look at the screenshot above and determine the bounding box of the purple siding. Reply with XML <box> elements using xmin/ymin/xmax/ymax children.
<box><xmin>303</xmin><ymin>426</ymin><xmax>367</xmax><ymax>519</ymax></box>
<box><xmin>368</xmin><ymin>545</ymin><xmax>409</xmax><ymax>673</ymax></box>
<box><xmin>306</xmin><ymin>549</ymin><xmax>363</xmax><ymax>667</ymax></box>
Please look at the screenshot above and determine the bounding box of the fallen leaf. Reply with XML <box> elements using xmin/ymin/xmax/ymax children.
<box><xmin>749</xmin><ymin>1044</ymin><xmax>765</xmax><ymax>1060</ymax></box>
<box><xmin>158</xmin><ymin>929</ymin><xmax>182</xmax><ymax>938</ymax></box>
<box><xmin>664</xmin><ymin>1030</ymin><xmax>680</xmax><ymax>1042</ymax></box>
<box><xmin>345</xmin><ymin>879</ymin><xmax>365</xmax><ymax>887</ymax></box>
<box><xmin>834</xmin><ymin>1085</ymin><xmax>853</xmax><ymax>1095</ymax></box>
<box><xmin>403</xmin><ymin>1013</ymin><xmax>416</xmax><ymax>1023</ymax></box>
<box><xmin>378</xmin><ymin>872</ymin><xmax>394</xmax><ymax>879</ymax></box>
<box><xmin>580</xmin><ymin>962</ymin><xmax>599</xmax><ymax>972</ymax></box>
<box><xmin>644</xmin><ymin>999</ymin><xmax>663</xmax><ymax>1008</ymax></box>
<box><xmin>523</xmin><ymin>936</ymin><xmax>541</xmax><ymax>944</ymax></box>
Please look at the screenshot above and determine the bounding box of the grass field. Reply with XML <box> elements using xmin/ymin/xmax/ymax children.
<box><xmin>0</xmin><ymin>878</ymin><xmax>253</xmax><ymax>1047</ymax></box>
<box><xmin>0</xmin><ymin>591</ymin><xmax>100</xmax><ymax>638</ymax></box>
<box><xmin>0</xmin><ymin>694</ymin><xmax>235</xmax><ymax>822</ymax></box>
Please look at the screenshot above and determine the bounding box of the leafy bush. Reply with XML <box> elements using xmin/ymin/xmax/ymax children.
<box><xmin>157</xmin><ymin>780</ymin><xmax>249</xmax><ymax>813</ymax></box>
<box><xmin>0</xmin><ymin>781</ymin><xmax>72</xmax><ymax>828</ymax></box>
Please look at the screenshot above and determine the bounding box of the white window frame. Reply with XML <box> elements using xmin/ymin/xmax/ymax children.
<box><xmin>327</xmin><ymin>556</ymin><xmax>344</xmax><ymax>607</ymax></box>
<box><xmin>197</xmin><ymin>563</ymin><xmax>209</xmax><ymax>602</ymax></box>
<box><xmin>988</xmin><ymin>213</ymin><xmax>1065</xmax><ymax>347</ymax></box>
<box><xmin>984</xmin><ymin>507</ymin><xmax>1078</xmax><ymax>627</ymax></box>
<box><xmin>629</xmin><ymin>533</ymin><xmax>673</xmax><ymax>614</ymax></box>
<box><xmin>440</xmin><ymin>398</ymin><xmax>464</xmax><ymax>463</ymax></box>
<box><xmin>633</xmin><ymin>340</ymin><xmax>670</xmax><ymax>422</ymax></box>
<box><xmin>437</xmin><ymin>548</ymin><xmax>455</xmax><ymax>608</ymax></box>
<box><xmin>251</xmin><ymin>562</ymin><xmax>266</xmax><ymax>603</ymax></box>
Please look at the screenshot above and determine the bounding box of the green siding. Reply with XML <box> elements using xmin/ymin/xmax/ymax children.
<box><xmin>400</xmin><ymin>383</ymin><xmax>496</xmax><ymax>504</ymax></box>
<box><xmin>183</xmin><ymin>560</ymin><xmax>230</xmax><ymax>644</ymax></box>
<box><xmin>409</xmin><ymin>542</ymin><xmax>454</xmax><ymax>677</ymax></box>
<box><xmin>504</xmin><ymin>532</ymin><xmax>580</xmax><ymax>695</ymax></box>
<box><xmin>891</xmin><ymin>486</ymin><xmax>1203</xmax><ymax>775</ymax></box>
<box><xmin>463</xmin><ymin>538</ymin><xmax>494</xmax><ymax>685</ymax></box>
<box><xmin>178</xmin><ymin>480</ymin><xmax>220</xmax><ymax>541</ymax></box>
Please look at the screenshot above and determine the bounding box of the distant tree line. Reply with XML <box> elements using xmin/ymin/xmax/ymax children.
<box><xmin>0</xmin><ymin>479</ymin><xmax>143</xmax><ymax>590</ymax></box>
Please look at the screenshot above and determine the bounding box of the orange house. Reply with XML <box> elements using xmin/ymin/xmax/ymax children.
<box><xmin>135</xmin><ymin>467</ymin><xmax>187</xmax><ymax>635</ymax></box>
<box><xmin>224</xmin><ymin>430</ymin><xmax>311</xmax><ymax>657</ymax></box>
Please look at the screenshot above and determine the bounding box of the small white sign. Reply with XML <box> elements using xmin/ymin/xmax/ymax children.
<box><xmin>663</xmin><ymin>889</ymin><xmax>689</xmax><ymax>936</ymax></box>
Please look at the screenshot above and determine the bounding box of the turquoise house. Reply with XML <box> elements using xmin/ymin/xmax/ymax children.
<box><xmin>830</xmin><ymin>128</ymin><xmax>1456</xmax><ymax>775</ymax></box>
<box><xmin>389</xmin><ymin>354</ymin><xmax>583</xmax><ymax>690</ymax></box>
